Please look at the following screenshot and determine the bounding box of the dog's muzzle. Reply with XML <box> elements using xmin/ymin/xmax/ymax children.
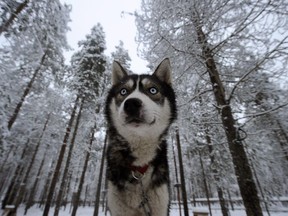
<box><xmin>124</xmin><ymin>98</ymin><xmax>144</xmax><ymax>123</ymax></box>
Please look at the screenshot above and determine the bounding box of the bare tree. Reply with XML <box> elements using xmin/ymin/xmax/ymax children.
<box><xmin>136</xmin><ymin>1</ymin><xmax>288</xmax><ymax>215</ymax></box>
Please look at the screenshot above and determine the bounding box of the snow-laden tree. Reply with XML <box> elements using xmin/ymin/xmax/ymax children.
<box><xmin>1</xmin><ymin>82</ymin><xmax>72</xmax><ymax>211</ymax></box>
<box><xmin>0</xmin><ymin>0</ymin><xmax>71</xmax><ymax>133</ymax></box>
<box><xmin>242</xmin><ymin>73</ymin><xmax>288</xmax><ymax>197</ymax></box>
<box><xmin>70</xmin><ymin>23</ymin><xmax>106</xmax><ymax>103</ymax></box>
<box><xmin>111</xmin><ymin>40</ymin><xmax>132</xmax><ymax>73</ymax></box>
<box><xmin>0</xmin><ymin>0</ymin><xmax>29</xmax><ymax>35</ymax></box>
<box><xmin>51</xmin><ymin>24</ymin><xmax>108</xmax><ymax>216</ymax></box>
<box><xmin>0</xmin><ymin>0</ymin><xmax>71</xmax><ymax>211</ymax></box>
<box><xmin>136</xmin><ymin>0</ymin><xmax>288</xmax><ymax>215</ymax></box>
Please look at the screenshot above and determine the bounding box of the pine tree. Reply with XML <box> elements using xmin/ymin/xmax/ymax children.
<box><xmin>43</xmin><ymin>95</ymin><xmax>80</xmax><ymax>216</ymax></box>
<box><xmin>71</xmin><ymin>23</ymin><xmax>106</xmax><ymax>102</ymax></box>
<box><xmin>1</xmin><ymin>0</ymin><xmax>71</xmax><ymax>131</ymax></box>
<box><xmin>53</xmin><ymin>24</ymin><xmax>107</xmax><ymax>216</ymax></box>
<box><xmin>0</xmin><ymin>1</ymin><xmax>71</xmax><ymax>212</ymax></box>
<box><xmin>111</xmin><ymin>40</ymin><xmax>132</xmax><ymax>73</ymax></box>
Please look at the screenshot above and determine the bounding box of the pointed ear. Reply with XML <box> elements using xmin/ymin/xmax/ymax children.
<box><xmin>153</xmin><ymin>58</ymin><xmax>172</xmax><ymax>85</ymax></box>
<box><xmin>112</xmin><ymin>61</ymin><xmax>128</xmax><ymax>85</ymax></box>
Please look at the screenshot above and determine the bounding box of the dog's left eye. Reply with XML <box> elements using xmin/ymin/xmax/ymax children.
<box><xmin>120</xmin><ymin>88</ymin><xmax>128</xmax><ymax>96</ymax></box>
<box><xmin>149</xmin><ymin>87</ymin><xmax>158</xmax><ymax>95</ymax></box>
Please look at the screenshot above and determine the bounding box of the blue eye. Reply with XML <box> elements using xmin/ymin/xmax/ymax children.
<box><xmin>149</xmin><ymin>87</ymin><xmax>158</xmax><ymax>95</ymax></box>
<box><xmin>120</xmin><ymin>88</ymin><xmax>128</xmax><ymax>96</ymax></box>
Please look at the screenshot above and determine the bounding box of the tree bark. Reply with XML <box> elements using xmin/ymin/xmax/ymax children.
<box><xmin>39</xmin><ymin>157</ymin><xmax>57</xmax><ymax>207</ymax></box>
<box><xmin>24</xmin><ymin>144</ymin><xmax>47</xmax><ymax>215</ymax></box>
<box><xmin>42</xmin><ymin>95</ymin><xmax>80</xmax><ymax>216</ymax></box>
<box><xmin>175</xmin><ymin>129</ymin><xmax>189</xmax><ymax>216</ymax></box>
<box><xmin>193</xmin><ymin>18</ymin><xmax>263</xmax><ymax>216</ymax></box>
<box><xmin>2</xmin><ymin>139</ymin><xmax>30</xmax><ymax>209</ymax></box>
<box><xmin>198</xmin><ymin>149</ymin><xmax>212</xmax><ymax>216</ymax></box>
<box><xmin>245</xmin><ymin>142</ymin><xmax>271</xmax><ymax>216</ymax></box>
<box><xmin>205</xmin><ymin>129</ymin><xmax>230</xmax><ymax>216</ymax></box>
<box><xmin>93</xmin><ymin>133</ymin><xmax>107</xmax><ymax>216</ymax></box>
<box><xmin>54</xmin><ymin>97</ymin><xmax>84</xmax><ymax>216</ymax></box>
<box><xmin>8</xmin><ymin>51</ymin><xmax>47</xmax><ymax>130</ymax></box>
<box><xmin>172</xmin><ymin>136</ymin><xmax>182</xmax><ymax>216</ymax></box>
<box><xmin>72</xmin><ymin>123</ymin><xmax>97</xmax><ymax>216</ymax></box>
<box><xmin>15</xmin><ymin>114</ymin><xmax>50</xmax><ymax>208</ymax></box>
<box><xmin>0</xmin><ymin>0</ymin><xmax>29</xmax><ymax>35</ymax></box>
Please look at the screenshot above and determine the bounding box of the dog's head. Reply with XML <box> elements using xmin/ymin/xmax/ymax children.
<box><xmin>105</xmin><ymin>58</ymin><xmax>177</xmax><ymax>142</ymax></box>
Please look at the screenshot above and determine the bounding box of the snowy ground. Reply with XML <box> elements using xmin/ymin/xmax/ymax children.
<box><xmin>1</xmin><ymin>205</ymin><xmax>287</xmax><ymax>216</ymax></box>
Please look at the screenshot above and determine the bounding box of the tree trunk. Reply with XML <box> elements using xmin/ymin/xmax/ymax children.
<box><xmin>193</xmin><ymin>18</ymin><xmax>263</xmax><ymax>216</ymax></box>
<box><xmin>172</xmin><ymin>136</ymin><xmax>182</xmax><ymax>216</ymax></box>
<box><xmin>271</xmin><ymin>118</ymin><xmax>288</xmax><ymax>161</ymax></box>
<box><xmin>84</xmin><ymin>185</ymin><xmax>89</xmax><ymax>206</ymax></box>
<box><xmin>227</xmin><ymin>189</ymin><xmax>234</xmax><ymax>211</ymax></box>
<box><xmin>175</xmin><ymin>129</ymin><xmax>189</xmax><ymax>216</ymax></box>
<box><xmin>8</xmin><ymin>51</ymin><xmax>47</xmax><ymax>130</ymax></box>
<box><xmin>0</xmin><ymin>0</ymin><xmax>29</xmax><ymax>35</ymax></box>
<box><xmin>15</xmin><ymin>114</ymin><xmax>50</xmax><ymax>208</ymax></box>
<box><xmin>39</xmin><ymin>157</ymin><xmax>58</xmax><ymax>207</ymax></box>
<box><xmin>0</xmin><ymin>146</ymin><xmax>15</xmax><ymax>173</ymax></box>
<box><xmin>72</xmin><ymin>123</ymin><xmax>97</xmax><ymax>216</ymax></box>
<box><xmin>2</xmin><ymin>139</ymin><xmax>30</xmax><ymax>209</ymax></box>
<box><xmin>24</xmin><ymin>144</ymin><xmax>47</xmax><ymax>215</ymax></box>
<box><xmin>206</xmin><ymin>129</ymin><xmax>230</xmax><ymax>216</ymax></box>
<box><xmin>93</xmin><ymin>133</ymin><xmax>107</xmax><ymax>216</ymax></box>
<box><xmin>63</xmin><ymin>172</ymin><xmax>73</xmax><ymax>209</ymax></box>
<box><xmin>42</xmin><ymin>95</ymin><xmax>80</xmax><ymax>216</ymax></box>
<box><xmin>54</xmin><ymin>97</ymin><xmax>84</xmax><ymax>216</ymax></box>
<box><xmin>245</xmin><ymin>142</ymin><xmax>271</xmax><ymax>216</ymax></box>
<box><xmin>198</xmin><ymin>149</ymin><xmax>212</xmax><ymax>216</ymax></box>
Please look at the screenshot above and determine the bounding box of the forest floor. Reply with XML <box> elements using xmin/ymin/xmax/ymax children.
<box><xmin>1</xmin><ymin>204</ymin><xmax>287</xmax><ymax>216</ymax></box>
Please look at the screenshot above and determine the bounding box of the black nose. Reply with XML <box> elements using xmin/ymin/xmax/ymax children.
<box><xmin>124</xmin><ymin>98</ymin><xmax>142</xmax><ymax>116</ymax></box>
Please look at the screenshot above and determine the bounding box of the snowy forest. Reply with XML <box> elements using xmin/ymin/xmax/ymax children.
<box><xmin>0</xmin><ymin>0</ymin><xmax>288</xmax><ymax>216</ymax></box>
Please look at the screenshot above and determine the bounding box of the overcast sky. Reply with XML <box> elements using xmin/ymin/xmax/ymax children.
<box><xmin>62</xmin><ymin>0</ymin><xmax>148</xmax><ymax>74</ymax></box>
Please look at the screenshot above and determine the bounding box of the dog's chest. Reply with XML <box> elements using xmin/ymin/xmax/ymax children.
<box><xmin>129</xmin><ymin>138</ymin><xmax>158</xmax><ymax>166</ymax></box>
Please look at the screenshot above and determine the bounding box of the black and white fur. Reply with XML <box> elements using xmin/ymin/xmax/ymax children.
<box><xmin>105</xmin><ymin>58</ymin><xmax>177</xmax><ymax>216</ymax></box>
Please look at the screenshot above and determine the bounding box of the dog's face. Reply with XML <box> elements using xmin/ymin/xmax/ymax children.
<box><xmin>105</xmin><ymin>59</ymin><xmax>176</xmax><ymax>143</ymax></box>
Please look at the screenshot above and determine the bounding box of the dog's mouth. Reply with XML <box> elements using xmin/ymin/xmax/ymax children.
<box><xmin>126</xmin><ymin>117</ymin><xmax>144</xmax><ymax>124</ymax></box>
<box><xmin>125</xmin><ymin>117</ymin><xmax>156</xmax><ymax>126</ymax></box>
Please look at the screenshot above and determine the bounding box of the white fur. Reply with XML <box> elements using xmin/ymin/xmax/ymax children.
<box><xmin>109</xmin><ymin>88</ymin><xmax>171</xmax><ymax>166</ymax></box>
<box><xmin>107</xmin><ymin>169</ymin><xmax>169</xmax><ymax>216</ymax></box>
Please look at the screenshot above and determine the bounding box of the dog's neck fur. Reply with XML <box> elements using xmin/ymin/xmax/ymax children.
<box><xmin>113</xmin><ymin>127</ymin><xmax>162</xmax><ymax>167</ymax></box>
<box><xmin>127</xmin><ymin>135</ymin><xmax>160</xmax><ymax>167</ymax></box>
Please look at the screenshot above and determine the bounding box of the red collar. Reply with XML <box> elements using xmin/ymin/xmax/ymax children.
<box><xmin>129</xmin><ymin>164</ymin><xmax>149</xmax><ymax>175</ymax></box>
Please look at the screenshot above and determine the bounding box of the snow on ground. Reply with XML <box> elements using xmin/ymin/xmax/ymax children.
<box><xmin>1</xmin><ymin>205</ymin><xmax>287</xmax><ymax>216</ymax></box>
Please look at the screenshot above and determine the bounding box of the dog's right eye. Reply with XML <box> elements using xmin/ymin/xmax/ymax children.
<box><xmin>120</xmin><ymin>88</ymin><xmax>128</xmax><ymax>96</ymax></box>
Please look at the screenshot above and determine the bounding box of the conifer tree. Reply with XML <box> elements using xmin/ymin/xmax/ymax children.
<box><xmin>111</xmin><ymin>40</ymin><xmax>132</xmax><ymax>73</ymax></box>
<box><xmin>71</xmin><ymin>23</ymin><xmax>106</xmax><ymax>102</ymax></box>
<box><xmin>53</xmin><ymin>24</ymin><xmax>107</xmax><ymax>216</ymax></box>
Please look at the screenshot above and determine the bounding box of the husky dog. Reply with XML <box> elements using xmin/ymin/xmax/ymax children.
<box><xmin>105</xmin><ymin>58</ymin><xmax>177</xmax><ymax>216</ymax></box>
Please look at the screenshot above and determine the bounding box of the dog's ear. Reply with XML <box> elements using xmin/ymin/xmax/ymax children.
<box><xmin>112</xmin><ymin>61</ymin><xmax>128</xmax><ymax>85</ymax></box>
<box><xmin>153</xmin><ymin>58</ymin><xmax>172</xmax><ymax>85</ymax></box>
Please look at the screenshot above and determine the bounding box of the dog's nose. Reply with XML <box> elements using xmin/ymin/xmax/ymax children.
<box><xmin>124</xmin><ymin>98</ymin><xmax>142</xmax><ymax>116</ymax></box>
